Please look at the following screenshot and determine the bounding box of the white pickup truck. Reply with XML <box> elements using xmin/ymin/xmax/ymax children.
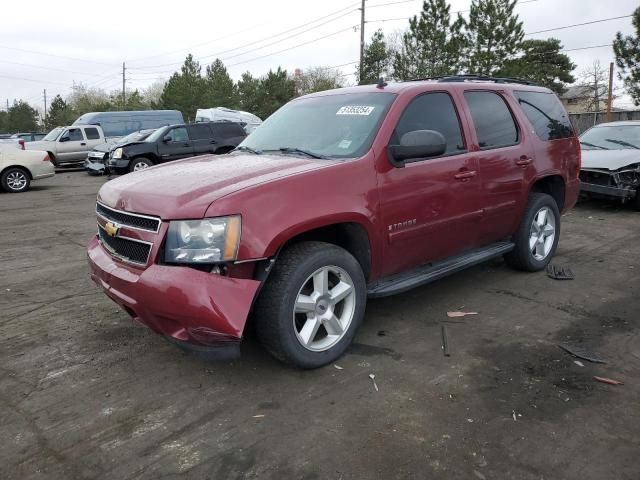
<box><xmin>26</xmin><ymin>125</ymin><xmax>107</xmax><ymax>167</ymax></box>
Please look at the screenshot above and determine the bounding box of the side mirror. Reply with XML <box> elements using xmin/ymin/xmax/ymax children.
<box><xmin>162</xmin><ymin>134</ymin><xmax>172</xmax><ymax>143</ymax></box>
<box><xmin>59</xmin><ymin>135</ymin><xmax>70</xmax><ymax>143</ymax></box>
<box><xmin>388</xmin><ymin>130</ymin><xmax>447</xmax><ymax>168</ymax></box>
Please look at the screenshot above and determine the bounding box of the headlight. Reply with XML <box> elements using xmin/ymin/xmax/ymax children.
<box><xmin>112</xmin><ymin>148</ymin><xmax>123</xmax><ymax>159</ymax></box>
<box><xmin>165</xmin><ymin>216</ymin><xmax>241</xmax><ymax>264</ymax></box>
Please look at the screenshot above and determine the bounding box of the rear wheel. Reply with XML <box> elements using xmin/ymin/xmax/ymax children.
<box><xmin>504</xmin><ymin>193</ymin><xmax>560</xmax><ymax>271</ymax></box>
<box><xmin>255</xmin><ymin>241</ymin><xmax>367</xmax><ymax>368</ymax></box>
<box><xmin>130</xmin><ymin>157</ymin><xmax>153</xmax><ymax>172</ymax></box>
<box><xmin>633</xmin><ymin>192</ymin><xmax>640</xmax><ymax>211</ymax></box>
<box><xmin>1</xmin><ymin>167</ymin><xmax>31</xmax><ymax>193</ymax></box>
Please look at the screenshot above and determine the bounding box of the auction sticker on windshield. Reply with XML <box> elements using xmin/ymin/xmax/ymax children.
<box><xmin>336</xmin><ymin>106</ymin><xmax>375</xmax><ymax>115</ymax></box>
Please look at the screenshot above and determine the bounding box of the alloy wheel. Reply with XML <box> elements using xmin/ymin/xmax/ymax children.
<box><xmin>6</xmin><ymin>171</ymin><xmax>27</xmax><ymax>191</ymax></box>
<box><xmin>133</xmin><ymin>162</ymin><xmax>149</xmax><ymax>171</ymax></box>
<box><xmin>529</xmin><ymin>206</ymin><xmax>556</xmax><ymax>260</ymax></box>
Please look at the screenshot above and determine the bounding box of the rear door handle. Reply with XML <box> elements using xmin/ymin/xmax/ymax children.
<box><xmin>454</xmin><ymin>170</ymin><xmax>477</xmax><ymax>181</ymax></box>
<box><xmin>516</xmin><ymin>155</ymin><xmax>533</xmax><ymax>166</ymax></box>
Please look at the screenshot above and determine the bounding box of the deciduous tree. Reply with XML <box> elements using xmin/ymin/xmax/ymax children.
<box><xmin>295</xmin><ymin>66</ymin><xmax>344</xmax><ymax>95</ymax></box>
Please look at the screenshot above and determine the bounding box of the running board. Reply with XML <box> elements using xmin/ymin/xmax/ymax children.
<box><xmin>367</xmin><ymin>242</ymin><xmax>515</xmax><ymax>298</ymax></box>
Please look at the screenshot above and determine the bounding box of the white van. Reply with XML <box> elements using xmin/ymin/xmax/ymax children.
<box><xmin>195</xmin><ymin>107</ymin><xmax>262</xmax><ymax>133</ymax></box>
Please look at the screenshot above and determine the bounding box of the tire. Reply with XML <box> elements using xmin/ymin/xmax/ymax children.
<box><xmin>633</xmin><ymin>192</ymin><xmax>640</xmax><ymax>211</ymax></box>
<box><xmin>1</xmin><ymin>167</ymin><xmax>31</xmax><ymax>193</ymax></box>
<box><xmin>504</xmin><ymin>193</ymin><xmax>560</xmax><ymax>271</ymax></box>
<box><xmin>255</xmin><ymin>241</ymin><xmax>367</xmax><ymax>369</ymax></box>
<box><xmin>129</xmin><ymin>157</ymin><xmax>153</xmax><ymax>172</ymax></box>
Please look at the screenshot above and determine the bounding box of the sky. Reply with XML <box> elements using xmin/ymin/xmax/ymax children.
<box><xmin>0</xmin><ymin>0</ymin><xmax>638</xmax><ymax>115</ymax></box>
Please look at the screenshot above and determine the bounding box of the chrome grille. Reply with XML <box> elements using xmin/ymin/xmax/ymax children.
<box><xmin>98</xmin><ymin>225</ymin><xmax>152</xmax><ymax>265</ymax></box>
<box><xmin>96</xmin><ymin>202</ymin><xmax>160</xmax><ymax>232</ymax></box>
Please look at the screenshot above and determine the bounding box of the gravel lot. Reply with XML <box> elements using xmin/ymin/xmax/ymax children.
<box><xmin>1</xmin><ymin>171</ymin><xmax>639</xmax><ymax>480</ymax></box>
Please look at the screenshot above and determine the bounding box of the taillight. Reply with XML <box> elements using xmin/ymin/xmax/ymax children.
<box><xmin>43</xmin><ymin>154</ymin><xmax>50</xmax><ymax>162</ymax></box>
<box><xmin>18</xmin><ymin>139</ymin><xmax>25</xmax><ymax>150</ymax></box>
<box><xmin>575</xmin><ymin>139</ymin><xmax>582</xmax><ymax>177</ymax></box>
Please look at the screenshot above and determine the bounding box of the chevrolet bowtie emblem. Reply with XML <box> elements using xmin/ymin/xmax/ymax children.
<box><xmin>104</xmin><ymin>221</ymin><xmax>120</xmax><ymax>237</ymax></box>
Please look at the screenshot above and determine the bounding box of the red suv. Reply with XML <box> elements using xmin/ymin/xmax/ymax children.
<box><xmin>88</xmin><ymin>76</ymin><xmax>581</xmax><ymax>368</ymax></box>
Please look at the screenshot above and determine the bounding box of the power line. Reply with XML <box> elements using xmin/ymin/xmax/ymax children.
<box><xmin>525</xmin><ymin>15</ymin><xmax>633</xmax><ymax>36</ymax></box>
<box><xmin>0</xmin><ymin>44</ymin><xmax>119</xmax><ymax>67</ymax></box>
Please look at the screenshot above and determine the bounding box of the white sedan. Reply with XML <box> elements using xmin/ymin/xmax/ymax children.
<box><xmin>0</xmin><ymin>144</ymin><xmax>55</xmax><ymax>193</ymax></box>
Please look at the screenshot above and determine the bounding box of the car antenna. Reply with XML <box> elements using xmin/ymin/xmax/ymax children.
<box><xmin>376</xmin><ymin>76</ymin><xmax>388</xmax><ymax>89</ymax></box>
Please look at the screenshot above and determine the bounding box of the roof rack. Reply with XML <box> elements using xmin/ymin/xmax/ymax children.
<box><xmin>404</xmin><ymin>74</ymin><xmax>538</xmax><ymax>86</ymax></box>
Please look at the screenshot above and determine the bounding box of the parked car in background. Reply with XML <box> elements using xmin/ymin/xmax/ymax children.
<box><xmin>579</xmin><ymin>121</ymin><xmax>640</xmax><ymax>209</ymax></box>
<box><xmin>107</xmin><ymin>121</ymin><xmax>246</xmax><ymax>173</ymax></box>
<box><xmin>85</xmin><ymin>129</ymin><xmax>156</xmax><ymax>175</ymax></box>
<box><xmin>195</xmin><ymin>107</ymin><xmax>262</xmax><ymax>133</ymax></box>
<box><xmin>26</xmin><ymin>125</ymin><xmax>107</xmax><ymax>167</ymax></box>
<box><xmin>0</xmin><ymin>143</ymin><xmax>54</xmax><ymax>193</ymax></box>
<box><xmin>12</xmin><ymin>132</ymin><xmax>47</xmax><ymax>142</ymax></box>
<box><xmin>88</xmin><ymin>76</ymin><xmax>580</xmax><ymax>368</ymax></box>
<box><xmin>73</xmin><ymin>110</ymin><xmax>184</xmax><ymax>139</ymax></box>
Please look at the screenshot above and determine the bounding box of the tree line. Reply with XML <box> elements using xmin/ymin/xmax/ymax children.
<box><xmin>2</xmin><ymin>0</ymin><xmax>639</xmax><ymax>134</ymax></box>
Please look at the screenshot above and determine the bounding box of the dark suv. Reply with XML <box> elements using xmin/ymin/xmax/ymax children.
<box><xmin>89</xmin><ymin>76</ymin><xmax>580</xmax><ymax>368</ymax></box>
<box><xmin>107</xmin><ymin>121</ymin><xmax>246</xmax><ymax>173</ymax></box>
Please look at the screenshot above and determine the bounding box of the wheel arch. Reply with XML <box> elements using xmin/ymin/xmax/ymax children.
<box><xmin>1</xmin><ymin>164</ymin><xmax>33</xmax><ymax>179</ymax></box>
<box><xmin>529</xmin><ymin>174</ymin><xmax>566</xmax><ymax>211</ymax></box>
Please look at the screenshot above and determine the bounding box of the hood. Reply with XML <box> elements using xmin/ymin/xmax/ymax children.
<box><xmin>581</xmin><ymin>149</ymin><xmax>640</xmax><ymax>170</ymax></box>
<box><xmin>97</xmin><ymin>153</ymin><xmax>336</xmax><ymax>219</ymax></box>
<box><xmin>92</xmin><ymin>143</ymin><xmax>112</xmax><ymax>153</ymax></box>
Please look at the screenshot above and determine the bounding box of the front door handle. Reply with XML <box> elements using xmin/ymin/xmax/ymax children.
<box><xmin>80</xmin><ymin>142</ymin><xmax>86</xmax><ymax>146</ymax></box>
<box><xmin>516</xmin><ymin>155</ymin><xmax>533</xmax><ymax>166</ymax></box>
<box><xmin>454</xmin><ymin>170</ymin><xmax>477</xmax><ymax>181</ymax></box>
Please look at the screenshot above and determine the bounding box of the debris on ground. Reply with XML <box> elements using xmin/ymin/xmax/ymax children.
<box><xmin>594</xmin><ymin>376</ymin><xmax>624</xmax><ymax>386</ymax></box>
<box><xmin>252</xmin><ymin>414</ymin><xmax>265</xmax><ymax>418</ymax></box>
<box><xmin>441</xmin><ymin>324</ymin><xmax>451</xmax><ymax>357</ymax></box>
<box><xmin>546</xmin><ymin>264</ymin><xmax>575</xmax><ymax>280</ymax></box>
<box><xmin>369</xmin><ymin>373</ymin><xmax>379</xmax><ymax>392</ymax></box>
<box><xmin>512</xmin><ymin>410</ymin><xmax>517</xmax><ymax>421</ymax></box>
<box><xmin>377</xmin><ymin>330</ymin><xmax>387</xmax><ymax>336</ymax></box>
<box><xmin>559</xmin><ymin>344</ymin><xmax>607</xmax><ymax>364</ymax></box>
<box><xmin>334</xmin><ymin>364</ymin><xmax>343</xmax><ymax>370</ymax></box>
<box><xmin>574</xmin><ymin>360</ymin><xmax>585</xmax><ymax>367</ymax></box>
<box><xmin>447</xmin><ymin>311</ymin><xmax>479</xmax><ymax>318</ymax></box>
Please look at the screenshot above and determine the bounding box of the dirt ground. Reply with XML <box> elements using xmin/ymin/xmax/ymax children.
<box><xmin>1</xmin><ymin>171</ymin><xmax>639</xmax><ymax>480</ymax></box>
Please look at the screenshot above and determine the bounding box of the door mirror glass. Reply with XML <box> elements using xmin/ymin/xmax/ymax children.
<box><xmin>163</xmin><ymin>134</ymin><xmax>172</xmax><ymax>143</ymax></box>
<box><xmin>388</xmin><ymin>130</ymin><xmax>447</xmax><ymax>167</ymax></box>
<box><xmin>59</xmin><ymin>134</ymin><xmax>70</xmax><ymax>143</ymax></box>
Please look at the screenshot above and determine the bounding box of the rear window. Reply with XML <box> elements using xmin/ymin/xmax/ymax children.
<box><xmin>515</xmin><ymin>91</ymin><xmax>573</xmax><ymax>141</ymax></box>
<box><xmin>189</xmin><ymin>123</ymin><xmax>213</xmax><ymax>140</ymax></box>
<box><xmin>212</xmin><ymin>123</ymin><xmax>246</xmax><ymax>138</ymax></box>
<box><xmin>85</xmin><ymin>127</ymin><xmax>100</xmax><ymax>140</ymax></box>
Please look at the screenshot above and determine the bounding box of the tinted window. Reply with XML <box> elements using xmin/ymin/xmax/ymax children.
<box><xmin>393</xmin><ymin>92</ymin><xmax>465</xmax><ymax>154</ymax></box>
<box><xmin>67</xmin><ymin>128</ymin><xmax>84</xmax><ymax>141</ymax></box>
<box><xmin>189</xmin><ymin>124</ymin><xmax>213</xmax><ymax>140</ymax></box>
<box><xmin>85</xmin><ymin>127</ymin><xmax>100</xmax><ymax>140</ymax></box>
<box><xmin>212</xmin><ymin>123</ymin><xmax>246</xmax><ymax>138</ymax></box>
<box><xmin>515</xmin><ymin>91</ymin><xmax>573</xmax><ymax>141</ymax></box>
<box><xmin>167</xmin><ymin>127</ymin><xmax>189</xmax><ymax>142</ymax></box>
<box><xmin>464</xmin><ymin>91</ymin><xmax>518</xmax><ymax>149</ymax></box>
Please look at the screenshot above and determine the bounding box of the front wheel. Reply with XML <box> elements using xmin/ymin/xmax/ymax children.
<box><xmin>255</xmin><ymin>241</ymin><xmax>367</xmax><ymax>368</ymax></box>
<box><xmin>504</xmin><ymin>193</ymin><xmax>560</xmax><ymax>271</ymax></box>
<box><xmin>129</xmin><ymin>157</ymin><xmax>153</xmax><ymax>172</ymax></box>
<box><xmin>1</xmin><ymin>167</ymin><xmax>31</xmax><ymax>193</ymax></box>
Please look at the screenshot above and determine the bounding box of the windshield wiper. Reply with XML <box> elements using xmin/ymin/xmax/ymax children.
<box><xmin>234</xmin><ymin>145</ymin><xmax>262</xmax><ymax>154</ymax></box>
<box><xmin>274</xmin><ymin>147</ymin><xmax>327</xmax><ymax>159</ymax></box>
<box><xmin>604</xmin><ymin>138</ymin><xmax>640</xmax><ymax>150</ymax></box>
<box><xmin>580</xmin><ymin>141</ymin><xmax>607</xmax><ymax>150</ymax></box>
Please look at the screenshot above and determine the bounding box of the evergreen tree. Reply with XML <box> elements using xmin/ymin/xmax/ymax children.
<box><xmin>499</xmin><ymin>38</ymin><xmax>575</xmax><ymax>94</ymax></box>
<box><xmin>159</xmin><ymin>54</ymin><xmax>207</xmax><ymax>121</ymax></box>
<box><xmin>613</xmin><ymin>6</ymin><xmax>640</xmax><ymax>105</ymax></box>
<box><xmin>236</xmin><ymin>72</ymin><xmax>262</xmax><ymax>115</ymax></box>
<box><xmin>204</xmin><ymin>59</ymin><xmax>236</xmax><ymax>108</ymax></box>
<box><xmin>463</xmin><ymin>0</ymin><xmax>524</xmax><ymax>76</ymax></box>
<box><xmin>357</xmin><ymin>30</ymin><xmax>392</xmax><ymax>84</ymax></box>
<box><xmin>45</xmin><ymin>95</ymin><xmax>75</xmax><ymax>129</ymax></box>
<box><xmin>392</xmin><ymin>0</ymin><xmax>465</xmax><ymax>80</ymax></box>
<box><xmin>256</xmin><ymin>68</ymin><xmax>296</xmax><ymax>119</ymax></box>
<box><xmin>123</xmin><ymin>90</ymin><xmax>147</xmax><ymax>110</ymax></box>
<box><xmin>0</xmin><ymin>111</ymin><xmax>8</xmax><ymax>133</ymax></box>
<box><xmin>7</xmin><ymin>100</ymin><xmax>39</xmax><ymax>132</ymax></box>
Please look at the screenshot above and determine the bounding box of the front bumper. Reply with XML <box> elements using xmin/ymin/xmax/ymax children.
<box><xmin>87</xmin><ymin>236</ymin><xmax>260</xmax><ymax>355</ymax></box>
<box><xmin>107</xmin><ymin>158</ymin><xmax>130</xmax><ymax>169</ymax></box>
<box><xmin>580</xmin><ymin>181</ymin><xmax>636</xmax><ymax>200</ymax></box>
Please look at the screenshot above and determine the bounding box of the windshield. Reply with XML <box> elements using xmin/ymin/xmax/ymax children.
<box><xmin>145</xmin><ymin>126</ymin><xmax>170</xmax><ymax>143</ymax></box>
<box><xmin>43</xmin><ymin>127</ymin><xmax>63</xmax><ymax>141</ymax></box>
<box><xmin>238</xmin><ymin>92</ymin><xmax>396</xmax><ymax>159</ymax></box>
<box><xmin>580</xmin><ymin>125</ymin><xmax>640</xmax><ymax>150</ymax></box>
<box><xmin>117</xmin><ymin>129</ymin><xmax>155</xmax><ymax>145</ymax></box>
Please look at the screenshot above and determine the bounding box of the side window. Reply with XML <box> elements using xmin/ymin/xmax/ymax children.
<box><xmin>464</xmin><ymin>91</ymin><xmax>518</xmax><ymax>149</ymax></box>
<box><xmin>84</xmin><ymin>127</ymin><xmax>100</xmax><ymax>140</ymax></box>
<box><xmin>515</xmin><ymin>91</ymin><xmax>574</xmax><ymax>141</ymax></box>
<box><xmin>189</xmin><ymin>124</ymin><xmax>213</xmax><ymax>140</ymax></box>
<box><xmin>68</xmin><ymin>128</ymin><xmax>84</xmax><ymax>141</ymax></box>
<box><xmin>168</xmin><ymin>127</ymin><xmax>189</xmax><ymax>142</ymax></box>
<box><xmin>393</xmin><ymin>92</ymin><xmax>465</xmax><ymax>155</ymax></box>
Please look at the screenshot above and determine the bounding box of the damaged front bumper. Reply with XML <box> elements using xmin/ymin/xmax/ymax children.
<box><xmin>87</xmin><ymin>236</ymin><xmax>261</xmax><ymax>359</ymax></box>
<box><xmin>579</xmin><ymin>167</ymin><xmax>639</xmax><ymax>202</ymax></box>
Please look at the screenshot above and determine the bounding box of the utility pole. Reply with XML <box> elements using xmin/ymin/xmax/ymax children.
<box><xmin>6</xmin><ymin>99</ymin><xmax>9</xmax><ymax>112</ymax></box>
<box><xmin>43</xmin><ymin>89</ymin><xmax>47</xmax><ymax>127</ymax></box>
<box><xmin>122</xmin><ymin>62</ymin><xmax>126</xmax><ymax>109</ymax></box>
<box><xmin>359</xmin><ymin>0</ymin><xmax>365</xmax><ymax>83</ymax></box>
<box><xmin>606</xmin><ymin>61</ymin><xmax>614</xmax><ymax>122</ymax></box>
